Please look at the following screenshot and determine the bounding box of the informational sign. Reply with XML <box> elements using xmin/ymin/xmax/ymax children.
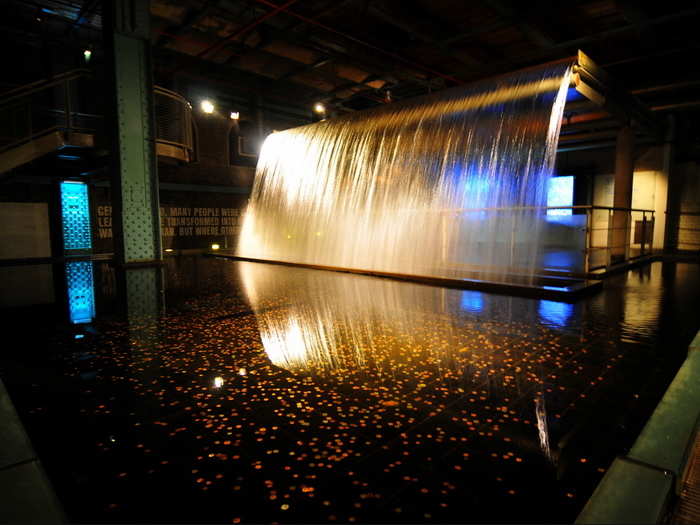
<box><xmin>95</xmin><ymin>204</ymin><xmax>243</xmax><ymax>248</ymax></box>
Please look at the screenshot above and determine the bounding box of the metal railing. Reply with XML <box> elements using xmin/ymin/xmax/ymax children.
<box><xmin>0</xmin><ymin>69</ymin><xmax>194</xmax><ymax>162</ymax></box>
<box><xmin>674</xmin><ymin>211</ymin><xmax>700</xmax><ymax>253</ymax></box>
<box><xmin>586</xmin><ymin>205</ymin><xmax>655</xmax><ymax>271</ymax></box>
<box><xmin>153</xmin><ymin>86</ymin><xmax>194</xmax><ymax>161</ymax></box>
<box><xmin>437</xmin><ymin>205</ymin><xmax>656</xmax><ymax>275</ymax></box>
<box><xmin>0</xmin><ymin>69</ymin><xmax>101</xmax><ymax>154</ymax></box>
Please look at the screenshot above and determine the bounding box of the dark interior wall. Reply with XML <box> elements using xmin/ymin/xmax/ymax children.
<box><xmin>556</xmin><ymin>143</ymin><xmax>668</xmax><ymax>206</ymax></box>
<box><xmin>0</xmin><ymin>17</ymin><xmax>93</xmax><ymax>89</ymax></box>
<box><xmin>159</xmin><ymin>112</ymin><xmax>256</xmax><ymax>187</ymax></box>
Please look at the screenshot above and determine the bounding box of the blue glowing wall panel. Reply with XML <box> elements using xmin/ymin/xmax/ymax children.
<box><xmin>65</xmin><ymin>261</ymin><xmax>95</xmax><ymax>324</ymax></box>
<box><xmin>547</xmin><ymin>175</ymin><xmax>574</xmax><ymax>216</ymax></box>
<box><xmin>60</xmin><ymin>181</ymin><xmax>92</xmax><ymax>250</ymax></box>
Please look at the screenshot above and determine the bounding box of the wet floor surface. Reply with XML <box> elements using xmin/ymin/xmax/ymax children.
<box><xmin>1</xmin><ymin>258</ymin><xmax>699</xmax><ymax>523</ymax></box>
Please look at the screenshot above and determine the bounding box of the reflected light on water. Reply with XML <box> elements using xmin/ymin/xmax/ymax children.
<box><xmin>535</xmin><ymin>395</ymin><xmax>553</xmax><ymax>463</ymax></box>
<box><xmin>260</xmin><ymin>318</ymin><xmax>316</xmax><ymax>369</ymax></box>
<box><xmin>538</xmin><ymin>300</ymin><xmax>573</xmax><ymax>328</ymax></box>
<box><xmin>460</xmin><ymin>290</ymin><xmax>484</xmax><ymax>312</ymax></box>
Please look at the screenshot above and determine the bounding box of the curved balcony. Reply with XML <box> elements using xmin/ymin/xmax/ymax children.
<box><xmin>154</xmin><ymin>85</ymin><xmax>194</xmax><ymax>162</ymax></box>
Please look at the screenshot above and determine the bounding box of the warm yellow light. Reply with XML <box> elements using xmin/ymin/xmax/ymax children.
<box><xmin>211</xmin><ymin>243</ymin><xmax>220</xmax><ymax>250</ymax></box>
<box><xmin>238</xmin><ymin>368</ymin><xmax>247</xmax><ymax>376</ymax></box>
<box><xmin>230</xmin><ymin>111</ymin><xmax>239</xmax><ymax>120</ymax></box>
<box><xmin>313</xmin><ymin>102</ymin><xmax>326</xmax><ymax>114</ymax></box>
<box><xmin>201</xmin><ymin>100</ymin><xmax>215</xmax><ymax>114</ymax></box>
<box><xmin>164</xmin><ymin>248</ymin><xmax>173</xmax><ymax>252</ymax></box>
<box><xmin>213</xmin><ymin>376</ymin><xmax>224</xmax><ymax>388</ymax></box>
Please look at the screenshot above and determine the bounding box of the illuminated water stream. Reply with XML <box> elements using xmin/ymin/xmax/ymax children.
<box><xmin>238</xmin><ymin>62</ymin><xmax>573</xmax><ymax>281</ymax></box>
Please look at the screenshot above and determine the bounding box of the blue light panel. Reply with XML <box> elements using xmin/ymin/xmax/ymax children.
<box><xmin>547</xmin><ymin>175</ymin><xmax>574</xmax><ymax>216</ymax></box>
<box><xmin>65</xmin><ymin>261</ymin><xmax>95</xmax><ymax>324</ymax></box>
<box><xmin>538</xmin><ymin>300</ymin><xmax>573</xmax><ymax>328</ymax></box>
<box><xmin>460</xmin><ymin>290</ymin><xmax>483</xmax><ymax>312</ymax></box>
<box><xmin>60</xmin><ymin>181</ymin><xmax>92</xmax><ymax>250</ymax></box>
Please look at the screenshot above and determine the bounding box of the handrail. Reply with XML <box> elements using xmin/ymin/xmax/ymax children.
<box><xmin>438</xmin><ymin>205</ymin><xmax>655</xmax><ymax>213</ymax></box>
<box><xmin>153</xmin><ymin>85</ymin><xmax>194</xmax><ymax>159</ymax></box>
<box><xmin>154</xmin><ymin>85</ymin><xmax>190</xmax><ymax>104</ymax></box>
<box><xmin>0</xmin><ymin>70</ymin><xmax>195</xmax><ymax>164</ymax></box>
<box><xmin>0</xmin><ymin>69</ymin><xmax>92</xmax><ymax>106</ymax></box>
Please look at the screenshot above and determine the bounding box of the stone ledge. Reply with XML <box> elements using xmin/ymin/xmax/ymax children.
<box><xmin>577</xmin><ymin>329</ymin><xmax>700</xmax><ymax>524</ymax></box>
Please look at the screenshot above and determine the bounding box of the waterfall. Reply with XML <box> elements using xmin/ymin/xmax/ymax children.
<box><xmin>237</xmin><ymin>62</ymin><xmax>573</xmax><ymax>282</ymax></box>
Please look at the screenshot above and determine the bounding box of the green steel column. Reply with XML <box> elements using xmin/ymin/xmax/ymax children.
<box><xmin>103</xmin><ymin>0</ymin><xmax>163</xmax><ymax>319</ymax></box>
<box><xmin>104</xmin><ymin>0</ymin><xmax>161</xmax><ymax>265</ymax></box>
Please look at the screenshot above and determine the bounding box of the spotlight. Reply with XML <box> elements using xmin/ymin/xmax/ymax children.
<box><xmin>313</xmin><ymin>102</ymin><xmax>326</xmax><ymax>114</ymax></box>
<box><xmin>230</xmin><ymin>111</ymin><xmax>240</xmax><ymax>120</ymax></box>
<box><xmin>211</xmin><ymin>243</ymin><xmax>220</xmax><ymax>250</ymax></box>
<box><xmin>201</xmin><ymin>100</ymin><xmax>215</xmax><ymax>114</ymax></box>
<box><xmin>83</xmin><ymin>49</ymin><xmax>92</xmax><ymax>63</ymax></box>
<box><xmin>213</xmin><ymin>376</ymin><xmax>224</xmax><ymax>388</ymax></box>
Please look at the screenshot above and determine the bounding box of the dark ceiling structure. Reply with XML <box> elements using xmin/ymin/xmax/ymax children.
<box><xmin>4</xmin><ymin>0</ymin><xmax>700</xmax><ymax>126</ymax></box>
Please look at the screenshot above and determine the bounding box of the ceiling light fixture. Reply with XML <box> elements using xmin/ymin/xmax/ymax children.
<box><xmin>201</xmin><ymin>100</ymin><xmax>215</xmax><ymax>114</ymax></box>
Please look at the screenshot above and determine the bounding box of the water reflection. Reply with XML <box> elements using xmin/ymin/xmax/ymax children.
<box><xmin>538</xmin><ymin>299</ymin><xmax>573</xmax><ymax>328</ymax></box>
<box><xmin>9</xmin><ymin>257</ymin><xmax>700</xmax><ymax>524</ymax></box>
<box><xmin>620</xmin><ymin>264</ymin><xmax>663</xmax><ymax>342</ymax></box>
<box><xmin>238</xmin><ymin>261</ymin><xmax>602</xmax><ymax>469</ymax></box>
<box><xmin>534</xmin><ymin>395</ymin><xmax>553</xmax><ymax>463</ymax></box>
<box><xmin>460</xmin><ymin>290</ymin><xmax>484</xmax><ymax>312</ymax></box>
<box><xmin>241</xmin><ymin>261</ymin><xmax>504</xmax><ymax>374</ymax></box>
<box><xmin>65</xmin><ymin>260</ymin><xmax>95</xmax><ymax>324</ymax></box>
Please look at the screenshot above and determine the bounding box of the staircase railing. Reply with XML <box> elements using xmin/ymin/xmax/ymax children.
<box><xmin>0</xmin><ymin>69</ymin><xmax>194</xmax><ymax>162</ymax></box>
<box><xmin>0</xmin><ymin>69</ymin><xmax>100</xmax><ymax>154</ymax></box>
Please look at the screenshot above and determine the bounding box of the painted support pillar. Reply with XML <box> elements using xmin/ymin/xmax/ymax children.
<box><xmin>103</xmin><ymin>0</ymin><xmax>163</xmax><ymax>319</ymax></box>
<box><xmin>611</xmin><ymin>126</ymin><xmax>634</xmax><ymax>263</ymax></box>
<box><xmin>663</xmin><ymin>116</ymin><xmax>681</xmax><ymax>253</ymax></box>
<box><xmin>103</xmin><ymin>0</ymin><xmax>161</xmax><ymax>266</ymax></box>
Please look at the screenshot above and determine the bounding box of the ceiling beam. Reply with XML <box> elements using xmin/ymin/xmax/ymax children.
<box><xmin>366</xmin><ymin>2</ymin><xmax>483</xmax><ymax>73</ymax></box>
<box><xmin>248</xmin><ymin>0</ymin><xmax>463</xmax><ymax>85</ymax></box>
<box><xmin>274</xmin><ymin>57</ymin><xmax>335</xmax><ymax>82</ymax></box>
<box><xmin>191</xmin><ymin>0</ymin><xmax>301</xmax><ymax>62</ymax></box>
<box><xmin>155</xmin><ymin>0</ymin><xmax>220</xmax><ymax>48</ymax></box>
<box><xmin>482</xmin><ymin>0</ymin><xmax>557</xmax><ymax>48</ymax></box>
<box><xmin>615</xmin><ymin>0</ymin><xmax>658</xmax><ymax>50</ymax></box>
<box><xmin>283</xmin><ymin>0</ymin><xmax>357</xmax><ymax>34</ymax></box>
<box><xmin>152</xmin><ymin>10</ymin><xmax>400</xmax><ymax>109</ymax></box>
<box><xmin>64</xmin><ymin>0</ymin><xmax>99</xmax><ymax>35</ymax></box>
<box><xmin>450</xmin><ymin>6</ymin><xmax>700</xmax><ymax>84</ymax></box>
<box><xmin>211</xmin><ymin>1</ymin><xmax>442</xmax><ymax>94</ymax></box>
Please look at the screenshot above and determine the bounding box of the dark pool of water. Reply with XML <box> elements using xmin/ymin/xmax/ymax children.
<box><xmin>1</xmin><ymin>258</ymin><xmax>699</xmax><ymax>523</ymax></box>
